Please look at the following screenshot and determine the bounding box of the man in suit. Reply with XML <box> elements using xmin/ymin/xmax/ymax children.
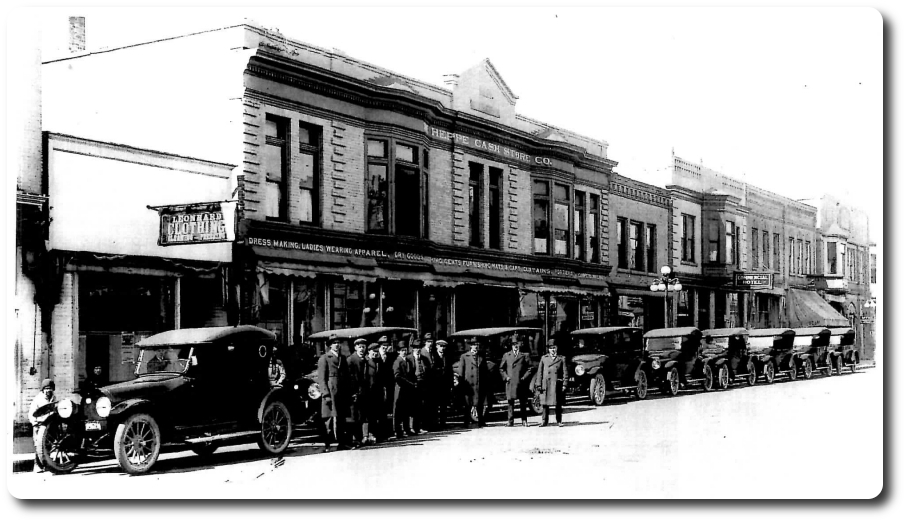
<box><xmin>362</xmin><ymin>343</ymin><xmax>383</xmax><ymax>445</ymax></box>
<box><xmin>346</xmin><ymin>338</ymin><xmax>368</xmax><ymax>447</ymax></box>
<box><xmin>377</xmin><ymin>335</ymin><xmax>395</xmax><ymax>440</ymax></box>
<box><xmin>458</xmin><ymin>337</ymin><xmax>491</xmax><ymax>428</ymax></box>
<box><xmin>429</xmin><ymin>339</ymin><xmax>453</xmax><ymax>430</ymax></box>
<box><xmin>317</xmin><ymin>334</ymin><xmax>350</xmax><ymax>451</ymax></box>
<box><xmin>499</xmin><ymin>338</ymin><xmax>533</xmax><ymax>427</ymax></box>
<box><xmin>407</xmin><ymin>337</ymin><xmax>431</xmax><ymax>434</ymax></box>
<box><xmin>532</xmin><ymin>339</ymin><xmax>567</xmax><ymax>427</ymax></box>
<box><xmin>392</xmin><ymin>340</ymin><xmax>417</xmax><ymax>438</ymax></box>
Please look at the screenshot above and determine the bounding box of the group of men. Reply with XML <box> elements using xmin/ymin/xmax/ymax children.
<box><xmin>315</xmin><ymin>333</ymin><xmax>570</xmax><ymax>452</ymax></box>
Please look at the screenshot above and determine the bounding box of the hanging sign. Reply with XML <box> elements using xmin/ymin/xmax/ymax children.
<box><xmin>155</xmin><ymin>201</ymin><xmax>237</xmax><ymax>246</ymax></box>
<box><xmin>734</xmin><ymin>272</ymin><xmax>773</xmax><ymax>289</ymax></box>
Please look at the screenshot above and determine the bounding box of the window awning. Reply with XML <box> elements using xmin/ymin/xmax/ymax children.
<box><xmin>787</xmin><ymin>288</ymin><xmax>850</xmax><ymax>328</ymax></box>
<box><xmin>257</xmin><ymin>260</ymin><xmax>378</xmax><ymax>283</ymax></box>
<box><xmin>612</xmin><ymin>287</ymin><xmax>663</xmax><ymax>298</ymax></box>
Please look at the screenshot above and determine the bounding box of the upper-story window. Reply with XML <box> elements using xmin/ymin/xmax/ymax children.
<box><xmin>773</xmin><ymin>233</ymin><xmax>781</xmax><ymax>273</ymax></box>
<box><xmin>725</xmin><ymin>221</ymin><xmax>737</xmax><ymax>266</ymax></box>
<box><xmin>762</xmin><ymin>230</ymin><xmax>770</xmax><ymax>270</ymax></box>
<box><xmin>805</xmin><ymin>241</ymin><xmax>812</xmax><ymax>275</ymax></box>
<box><xmin>788</xmin><ymin>237</ymin><xmax>795</xmax><ymax>275</ymax></box>
<box><xmin>682</xmin><ymin>214</ymin><xmax>695</xmax><ymax>263</ymax></box>
<box><xmin>533</xmin><ymin>180</ymin><xmax>550</xmax><ymax>254</ymax></box>
<box><xmin>646</xmin><ymin>224</ymin><xmax>657</xmax><ymax>273</ymax></box>
<box><xmin>297</xmin><ymin>123</ymin><xmax>320</xmax><ymax>224</ymax></box>
<box><xmin>616</xmin><ymin>217</ymin><xmax>628</xmax><ymax>269</ymax></box>
<box><xmin>588</xmin><ymin>194</ymin><xmax>600</xmax><ymax>263</ymax></box>
<box><xmin>871</xmin><ymin>253</ymin><xmax>877</xmax><ymax>283</ymax></box>
<box><xmin>796</xmin><ymin>239</ymin><xmax>804</xmax><ymax>275</ymax></box>
<box><xmin>553</xmin><ymin>184</ymin><xmax>570</xmax><ymax>256</ymax></box>
<box><xmin>751</xmin><ymin>227</ymin><xmax>759</xmax><ymax>270</ymax></box>
<box><xmin>489</xmin><ymin>167</ymin><xmax>502</xmax><ymax>250</ymax></box>
<box><xmin>827</xmin><ymin>241</ymin><xmax>837</xmax><ymax>274</ymax></box>
<box><xmin>264</xmin><ymin>116</ymin><xmax>288</xmax><ymax>220</ymax></box>
<box><xmin>366</xmin><ymin>138</ymin><xmax>425</xmax><ymax>238</ymax></box>
<box><xmin>630</xmin><ymin>221</ymin><xmax>643</xmax><ymax>271</ymax></box>
<box><xmin>468</xmin><ymin>162</ymin><xmax>483</xmax><ymax>247</ymax></box>
<box><xmin>708</xmin><ymin>221</ymin><xmax>720</xmax><ymax>262</ymax></box>
<box><xmin>574</xmin><ymin>190</ymin><xmax>586</xmax><ymax>260</ymax></box>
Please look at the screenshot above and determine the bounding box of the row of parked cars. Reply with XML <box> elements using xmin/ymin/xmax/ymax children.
<box><xmin>32</xmin><ymin>324</ymin><xmax>859</xmax><ymax>476</ymax></box>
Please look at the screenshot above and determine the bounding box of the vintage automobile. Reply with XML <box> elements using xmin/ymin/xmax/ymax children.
<box><xmin>791</xmin><ymin>327</ymin><xmax>833</xmax><ymax>379</ymax></box>
<box><xmin>746</xmin><ymin>328</ymin><xmax>797</xmax><ymax>383</ymax></box>
<box><xmin>288</xmin><ymin>326</ymin><xmax>419</xmax><ymax>421</ymax></box>
<box><xmin>701</xmin><ymin>328</ymin><xmax>758</xmax><ymax>389</ymax></box>
<box><xmin>448</xmin><ymin>327</ymin><xmax>545</xmax><ymax>419</ymax></box>
<box><xmin>643</xmin><ymin>327</ymin><xmax>714</xmax><ymax>396</ymax></box>
<box><xmin>828</xmin><ymin>327</ymin><xmax>858</xmax><ymax>374</ymax></box>
<box><xmin>34</xmin><ymin>326</ymin><xmax>295</xmax><ymax>475</ymax></box>
<box><xmin>567</xmin><ymin>327</ymin><xmax>647</xmax><ymax>405</ymax></box>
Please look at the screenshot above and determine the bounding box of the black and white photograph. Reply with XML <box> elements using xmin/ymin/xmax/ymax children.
<box><xmin>4</xmin><ymin>0</ymin><xmax>889</xmax><ymax>506</ymax></box>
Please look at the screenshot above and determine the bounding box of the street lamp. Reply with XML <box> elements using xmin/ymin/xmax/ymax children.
<box><xmin>650</xmin><ymin>266</ymin><xmax>682</xmax><ymax>328</ymax></box>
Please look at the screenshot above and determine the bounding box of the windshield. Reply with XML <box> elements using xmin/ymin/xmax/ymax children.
<box><xmin>136</xmin><ymin>346</ymin><xmax>193</xmax><ymax>375</ymax></box>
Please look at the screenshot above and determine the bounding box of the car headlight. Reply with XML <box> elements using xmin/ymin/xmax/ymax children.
<box><xmin>575</xmin><ymin>365</ymin><xmax>586</xmax><ymax>376</ymax></box>
<box><xmin>95</xmin><ymin>396</ymin><xmax>111</xmax><ymax>418</ymax></box>
<box><xmin>57</xmin><ymin>399</ymin><xmax>73</xmax><ymax>419</ymax></box>
<box><xmin>294</xmin><ymin>384</ymin><xmax>299</xmax><ymax>390</ymax></box>
<box><xmin>651</xmin><ymin>359</ymin><xmax>661</xmax><ymax>370</ymax></box>
<box><xmin>307</xmin><ymin>382</ymin><xmax>322</xmax><ymax>399</ymax></box>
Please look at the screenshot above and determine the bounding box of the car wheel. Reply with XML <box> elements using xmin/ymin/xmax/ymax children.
<box><xmin>35</xmin><ymin>421</ymin><xmax>78</xmax><ymax>474</ymax></box>
<box><xmin>718</xmin><ymin>365</ymin><xmax>730</xmax><ymax>390</ymax></box>
<box><xmin>834</xmin><ymin>355</ymin><xmax>844</xmax><ymax>376</ymax></box>
<box><xmin>702</xmin><ymin>365</ymin><xmax>714</xmax><ymax>391</ymax></box>
<box><xmin>746</xmin><ymin>361</ymin><xmax>757</xmax><ymax>386</ymax></box>
<box><xmin>851</xmin><ymin>352</ymin><xmax>860</xmax><ymax>372</ymax></box>
<box><xmin>763</xmin><ymin>361</ymin><xmax>775</xmax><ymax>384</ymax></box>
<box><xmin>191</xmin><ymin>443</ymin><xmax>220</xmax><ymax>457</ymax></box>
<box><xmin>114</xmin><ymin>413</ymin><xmax>162</xmax><ymax>475</ymax></box>
<box><xmin>258</xmin><ymin>400</ymin><xmax>293</xmax><ymax>454</ymax></box>
<box><xmin>666</xmin><ymin>368</ymin><xmax>680</xmax><ymax>396</ymax></box>
<box><xmin>591</xmin><ymin>374</ymin><xmax>607</xmax><ymax>406</ymax></box>
<box><xmin>788</xmin><ymin>359</ymin><xmax>798</xmax><ymax>381</ymax></box>
<box><xmin>803</xmin><ymin>358</ymin><xmax>814</xmax><ymax>379</ymax></box>
<box><xmin>824</xmin><ymin>355</ymin><xmax>834</xmax><ymax>376</ymax></box>
<box><xmin>636</xmin><ymin>371</ymin><xmax>648</xmax><ymax>400</ymax></box>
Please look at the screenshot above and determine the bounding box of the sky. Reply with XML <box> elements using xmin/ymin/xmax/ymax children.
<box><xmin>32</xmin><ymin>5</ymin><xmax>883</xmax><ymax>244</ymax></box>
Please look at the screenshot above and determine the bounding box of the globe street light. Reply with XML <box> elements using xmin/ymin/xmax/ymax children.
<box><xmin>650</xmin><ymin>266</ymin><xmax>682</xmax><ymax>328</ymax></box>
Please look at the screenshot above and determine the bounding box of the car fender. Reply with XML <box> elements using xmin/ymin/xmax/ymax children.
<box><xmin>662</xmin><ymin>360</ymin><xmax>680</xmax><ymax>371</ymax></box>
<box><xmin>258</xmin><ymin>387</ymin><xmax>291</xmax><ymax>423</ymax></box>
<box><xmin>712</xmin><ymin>357</ymin><xmax>728</xmax><ymax>368</ymax></box>
<box><xmin>633</xmin><ymin>362</ymin><xmax>648</xmax><ymax>382</ymax></box>
<box><xmin>586</xmin><ymin>366</ymin><xmax>602</xmax><ymax>376</ymax></box>
<box><xmin>109</xmin><ymin>398</ymin><xmax>153</xmax><ymax>419</ymax></box>
<box><xmin>798</xmin><ymin>353</ymin><xmax>813</xmax><ymax>361</ymax></box>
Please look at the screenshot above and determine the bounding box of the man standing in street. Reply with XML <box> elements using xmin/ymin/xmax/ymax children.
<box><xmin>429</xmin><ymin>339</ymin><xmax>453</xmax><ymax>430</ymax></box>
<box><xmin>346</xmin><ymin>338</ymin><xmax>368</xmax><ymax>447</ymax></box>
<box><xmin>29</xmin><ymin>379</ymin><xmax>56</xmax><ymax>472</ymax></box>
<box><xmin>407</xmin><ymin>337</ymin><xmax>431</xmax><ymax>434</ymax></box>
<box><xmin>392</xmin><ymin>340</ymin><xmax>417</xmax><ymax>438</ymax></box>
<box><xmin>362</xmin><ymin>343</ymin><xmax>383</xmax><ymax>445</ymax></box>
<box><xmin>532</xmin><ymin>339</ymin><xmax>567</xmax><ymax>427</ymax></box>
<box><xmin>458</xmin><ymin>337</ymin><xmax>491</xmax><ymax>428</ymax></box>
<box><xmin>378</xmin><ymin>335</ymin><xmax>395</xmax><ymax>440</ymax></box>
<box><xmin>499</xmin><ymin>338</ymin><xmax>533</xmax><ymax>427</ymax></box>
<box><xmin>317</xmin><ymin>334</ymin><xmax>350</xmax><ymax>452</ymax></box>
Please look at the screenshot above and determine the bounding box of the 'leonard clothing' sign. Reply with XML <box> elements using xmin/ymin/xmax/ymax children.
<box><xmin>157</xmin><ymin>202</ymin><xmax>237</xmax><ymax>246</ymax></box>
<box><xmin>734</xmin><ymin>272</ymin><xmax>774</xmax><ymax>289</ymax></box>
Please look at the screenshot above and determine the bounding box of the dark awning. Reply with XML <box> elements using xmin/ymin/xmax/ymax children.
<box><xmin>787</xmin><ymin>289</ymin><xmax>850</xmax><ymax>328</ymax></box>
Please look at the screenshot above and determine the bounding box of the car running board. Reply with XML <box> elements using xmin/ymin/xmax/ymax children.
<box><xmin>184</xmin><ymin>431</ymin><xmax>260</xmax><ymax>444</ymax></box>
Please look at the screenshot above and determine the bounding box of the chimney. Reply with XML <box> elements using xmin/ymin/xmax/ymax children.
<box><xmin>69</xmin><ymin>16</ymin><xmax>85</xmax><ymax>53</ymax></box>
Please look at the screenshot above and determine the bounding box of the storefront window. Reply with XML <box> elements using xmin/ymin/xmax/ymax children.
<box><xmin>381</xmin><ymin>280</ymin><xmax>418</xmax><ymax>328</ymax></box>
<box><xmin>331</xmin><ymin>281</ymin><xmax>364</xmax><ymax>329</ymax></box>
<box><xmin>697</xmin><ymin>290</ymin><xmax>711</xmax><ymax>330</ymax></box>
<box><xmin>727</xmin><ymin>293</ymin><xmax>739</xmax><ymax>328</ymax></box>
<box><xmin>715</xmin><ymin>292</ymin><xmax>727</xmax><ymax>329</ymax></box>
<box><xmin>517</xmin><ymin>290</ymin><xmax>545</xmax><ymax>329</ymax></box>
<box><xmin>676</xmin><ymin>290</ymin><xmax>693</xmax><ymax>327</ymax></box>
<box><xmin>456</xmin><ymin>285</ymin><xmax>515</xmax><ymax>331</ymax></box>
<box><xmin>258</xmin><ymin>276</ymin><xmax>287</xmax><ymax>343</ymax></box>
<box><xmin>180</xmin><ymin>275</ymin><xmax>227</xmax><ymax>329</ymax></box>
<box><xmin>293</xmin><ymin>279</ymin><xmax>326</xmax><ymax>345</ymax></box>
<box><xmin>418</xmin><ymin>288</ymin><xmax>451</xmax><ymax>340</ymax></box>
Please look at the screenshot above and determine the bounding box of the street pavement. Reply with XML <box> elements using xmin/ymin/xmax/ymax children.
<box><xmin>9</xmin><ymin>367</ymin><xmax>882</xmax><ymax>499</ymax></box>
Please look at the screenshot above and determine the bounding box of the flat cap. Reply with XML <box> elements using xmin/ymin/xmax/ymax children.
<box><xmin>411</xmin><ymin>337</ymin><xmax>422</xmax><ymax>346</ymax></box>
<box><xmin>378</xmin><ymin>336</ymin><xmax>389</xmax><ymax>343</ymax></box>
<box><xmin>423</xmin><ymin>332</ymin><xmax>434</xmax><ymax>341</ymax></box>
<box><xmin>546</xmin><ymin>339</ymin><xmax>557</xmax><ymax>348</ymax></box>
<box><xmin>328</xmin><ymin>333</ymin><xmax>340</xmax><ymax>342</ymax></box>
<box><xmin>41</xmin><ymin>379</ymin><xmax>55</xmax><ymax>390</ymax></box>
<box><xmin>467</xmin><ymin>337</ymin><xmax>479</xmax><ymax>344</ymax></box>
<box><xmin>436</xmin><ymin>340</ymin><xmax>447</xmax><ymax>347</ymax></box>
<box><xmin>367</xmin><ymin>343</ymin><xmax>380</xmax><ymax>352</ymax></box>
<box><xmin>354</xmin><ymin>338</ymin><xmax>368</xmax><ymax>346</ymax></box>
<box><xmin>396</xmin><ymin>340</ymin><xmax>408</xmax><ymax>349</ymax></box>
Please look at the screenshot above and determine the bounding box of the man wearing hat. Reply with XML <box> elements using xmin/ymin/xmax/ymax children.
<box><xmin>377</xmin><ymin>336</ymin><xmax>395</xmax><ymax>440</ymax></box>
<box><xmin>428</xmin><ymin>339</ymin><xmax>454</xmax><ymax>429</ymax></box>
<box><xmin>457</xmin><ymin>337</ymin><xmax>491</xmax><ymax>428</ymax></box>
<box><xmin>361</xmin><ymin>343</ymin><xmax>383</xmax><ymax>445</ymax></box>
<box><xmin>346</xmin><ymin>338</ymin><xmax>368</xmax><ymax>447</ymax></box>
<box><xmin>407</xmin><ymin>337</ymin><xmax>431</xmax><ymax>434</ymax></box>
<box><xmin>317</xmin><ymin>334</ymin><xmax>351</xmax><ymax>451</ymax></box>
<box><xmin>499</xmin><ymin>338</ymin><xmax>533</xmax><ymax>427</ymax></box>
<box><xmin>532</xmin><ymin>339</ymin><xmax>568</xmax><ymax>427</ymax></box>
<box><xmin>392</xmin><ymin>340</ymin><xmax>417</xmax><ymax>437</ymax></box>
<box><xmin>29</xmin><ymin>379</ymin><xmax>56</xmax><ymax>472</ymax></box>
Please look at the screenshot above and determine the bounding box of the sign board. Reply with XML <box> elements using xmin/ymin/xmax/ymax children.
<box><xmin>425</xmin><ymin>125</ymin><xmax>554</xmax><ymax>166</ymax></box>
<box><xmin>734</xmin><ymin>272</ymin><xmax>773</xmax><ymax>289</ymax></box>
<box><xmin>581</xmin><ymin>305</ymin><xmax>595</xmax><ymax>322</ymax></box>
<box><xmin>157</xmin><ymin>202</ymin><xmax>236</xmax><ymax>246</ymax></box>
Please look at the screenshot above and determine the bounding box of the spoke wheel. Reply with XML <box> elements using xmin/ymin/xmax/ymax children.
<box><xmin>746</xmin><ymin>361</ymin><xmax>757</xmax><ymax>386</ymax></box>
<box><xmin>718</xmin><ymin>365</ymin><xmax>730</xmax><ymax>390</ymax></box>
<box><xmin>666</xmin><ymin>368</ymin><xmax>680</xmax><ymax>396</ymax></box>
<box><xmin>258</xmin><ymin>401</ymin><xmax>293</xmax><ymax>454</ymax></box>
<box><xmin>834</xmin><ymin>355</ymin><xmax>844</xmax><ymax>376</ymax></box>
<box><xmin>591</xmin><ymin>374</ymin><xmax>607</xmax><ymax>406</ymax></box>
<box><xmin>36</xmin><ymin>421</ymin><xmax>78</xmax><ymax>474</ymax></box>
<box><xmin>764</xmin><ymin>361</ymin><xmax>776</xmax><ymax>384</ymax></box>
<box><xmin>114</xmin><ymin>413</ymin><xmax>161</xmax><ymax>475</ymax></box>
<box><xmin>636</xmin><ymin>371</ymin><xmax>648</xmax><ymax>400</ymax></box>
<box><xmin>803</xmin><ymin>358</ymin><xmax>814</xmax><ymax>380</ymax></box>
<box><xmin>788</xmin><ymin>359</ymin><xmax>798</xmax><ymax>381</ymax></box>
<box><xmin>702</xmin><ymin>365</ymin><xmax>714</xmax><ymax>391</ymax></box>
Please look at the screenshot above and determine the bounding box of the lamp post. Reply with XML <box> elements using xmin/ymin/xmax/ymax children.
<box><xmin>650</xmin><ymin>265</ymin><xmax>682</xmax><ymax>328</ymax></box>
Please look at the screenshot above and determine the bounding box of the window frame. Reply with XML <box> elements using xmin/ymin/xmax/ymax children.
<box><xmin>264</xmin><ymin>115</ymin><xmax>289</xmax><ymax>222</ymax></box>
<box><xmin>296</xmin><ymin>121</ymin><xmax>321</xmax><ymax>225</ymax></box>
<box><xmin>533</xmin><ymin>179</ymin><xmax>551</xmax><ymax>255</ymax></box>
<box><xmin>681</xmin><ymin>214</ymin><xmax>696</xmax><ymax>263</ymax></box>
<box><xmin>630</xmin><ymin>220</ymin><xmax>644</xmax><ymax>271</ymax></box>
<box><xmin>489</xmin><ymin>166</ymin><xmax>503</xmax><ymax>250</ymax></box>
<box><xmin>364</xmin><ymin>136</ymin><xmax>427</xmax><ymax>238</ymax></box>
<box><xmin>574</xmin><ymin>190</ymin><xmax>586</xmax><ymax>261</ymax></box>
<box><xmin>468</xmin><ymin>162</ymin><xmax>483</xmax><ymax>247</ymax></box>
<box><xmin>552</xmin><ymin>183</ymin><xmax>571</xmax><ymax>257</ymax></box>
<box><xmin>646</xmin><ymin>224</ymin><xmax>657</xmax><ymax>273</ymax></box>
<box><xmin>588</xmin><ymin>193</ymin><xmax>600</xmax><ymax>263</ymax></box>
<box><xmin>616</xmin><ymin>217</ymin><xmax>628</xmax><ymax>269</ymax></box>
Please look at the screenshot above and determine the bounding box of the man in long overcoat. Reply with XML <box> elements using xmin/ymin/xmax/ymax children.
<box><xmin>392</xmin><ymin>340</ymin><xmax>417</xmax><ymax>438</ymax></box>
<box><xmin>361</xmin><ymin>343</ymin><xmax>383</xmax><ymax>444</ymax></box>
<box><xmin>429</xmin><ymin>339</ymin><xmax>454</xmax><ymax>429</ymax></box>
<box><xmin>532</xmin><ymin>339</ymin><xmax>567</xmax><ymax>427</ymax></box>
<box><xmin>346</xmin><ymin>338</ymin><xmax>368</xmax><ymax>446</ymax></box>
<box><xmin>407</xmin><ymin>337</ymin><xmax>431</xmax><ymax>434</ymax></box>
<box><xmin>458</xmin><ymin>337</ymin><xmax>492</xmax><ymax>428</ymax></box>
<box><xmin>499</xmin><ymin>339</ymin><xmax>533</xmax><ymax>427</ymax></box>
<box><xmin>377</xmin><ymin>335</ymin><xmax>395</xmax><ymax>440</ymax></box>
<box><xmin>317</xmin><ymin>334</ymin><xmax>350</xmax><ymax>451</ymax></box>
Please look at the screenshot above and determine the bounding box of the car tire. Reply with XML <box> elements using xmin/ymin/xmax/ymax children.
<box><xmin>35</xmin><ymin>421</ymin><xmax>78</xmax><ymax>474</ymax></box>
<box><xmin>114</xmin><ymin>412</ymin><xmax>162</xmax><ymax>475</ymax></box>
<box><xmin>746</xmin><ymin>361</ymin><xmax>757</xmax><ymax>386</ymax></box>
<box><xmin>191</xmin><ymin>443</ymin><xmax>220</xmax><ymax>457</ymax></box>
<box><xmin>718</xmin><ymin>364</ymin><xmax>730</xmax><ymax>390</ymax></box>
<box><xmin>636</xmin><ymin>371</ymin><xmax>648</xmax><ymax>400</ymax></box>
<box><xmin>702</xmin><ymin>365</ymin><xmax>714</xmax><ymax>391</ymax></box>
<box><xmin>834</xmin><ymin>355</ymin><xmax>844</xmax><ymax>376</ymax></box>
<box><xmin>666</xmin><ymin>368</ymin><xmax>680</xmax><ymax>396</ymax></box>
<box><xmin>803</xmin><ymin>358</ymin><xmax>814</xmax><ymax>380</ymax></box>
<box><xmin>258</xmin><ymin>400</ymin><xmax>293</xmax><ymax>455</ymax></box>
<box><xmin>788</xmin><ymin>359</ymin><xmax>798</xmax><ymax>380</ymax></box>
<box><xmin>764</xmin><ymin>361</ymin><xmax>776</xmax><ymax>384</ymax></box>
<box><xmin>591</xmin><ymin>374</ymin><xmax>607</xmax><ymax>406</ymax></box>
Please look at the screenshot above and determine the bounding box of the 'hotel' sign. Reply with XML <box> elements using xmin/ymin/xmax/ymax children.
<box><xmin>734</xmin><ymin>272</ymin><xmax>773</xmax><ymax>289</ymax></box>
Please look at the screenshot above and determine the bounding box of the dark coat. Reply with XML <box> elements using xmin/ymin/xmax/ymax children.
<box><xmin>347</xmin><ymin>352</ymin><xmax>367</xmax><ymax>420</ymax></box>
<box><xmin>430</xmin><ymin>350</ymin><xmax>454</xmax><ymax>394</ymax></box>
<box><xmin>407</xmin><ymin>352</ymin><xmax>432</xmax><ymax>389</ymax></box>
<box><xmin>458</xmin><ymin>352</ymin><xmax>492</xmax><ymax>405</ymax></box>
<box><xmin>532</xmin><ymin>353</ymin><xmax>566</xmax><ymax>406</ymax></box>
<box><xmin>317</xmin><ymin>351</ymin><xmax>348</xmax><ymax>418</ymax></box>
<box><xmin>499</xmin><ymin>350</ymin><xmax>533</xmax><ymax>400</ymax></box>
<box><xmin>362</xmin><ymin>357</ymin><xmax>383</xmax><ymax>421</ymax></box>
<box><xmin>392</xmin><ymin>355</ymin><xmax>416</xmax><ymax>409</ymax></box>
